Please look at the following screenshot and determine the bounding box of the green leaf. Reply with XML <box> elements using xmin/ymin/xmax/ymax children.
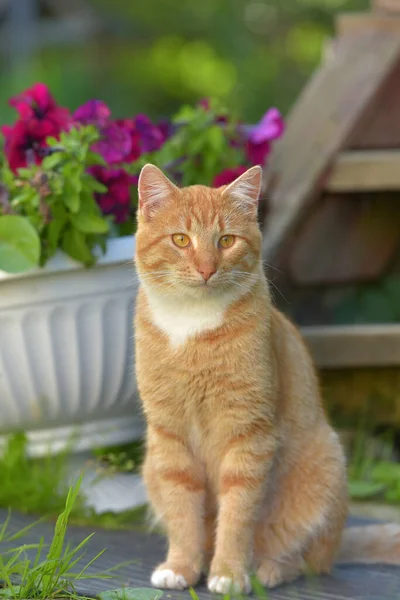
<box><xmin>98</xmin><ymin>588</ymin><xmax>163</xmax><ymax>600</ymax></box>
<box><xmin>0</xmin><ymin>215</ymin><xmax>40</xmax><ymax>273</ymax></box>
<box><xmin>207</xmin><ymin>125</ymin><xmax>226</xmax><ymax>153</ymax></box>
<box><xmin>70</xmin><ymin>213</ymin><xmax>109</xmax><ymax>234</ymax></box>
<box><xmin>62</xmin><ymin>178</ymin><xmax>81</xmax><ymax>213</ymax></box>
<box><xmin>348</xmin><ymin>480</ymin><xmax>386</xmax><ymax>500</ymax></box>
<box><xmin>86</xmin><ymin>178</ymin><xmax>108</xmax><ymax>194</ymax></box>
<box><xmin>62</xmin><ymin>228</ymin><xmax>94</xmax><ymax>265</ymax></box>
<box><xmin>15</xmin><ymin>167</ymin><xmax>34</xmax><ymax>179</ymax></box>
<box><xmin>86</xmin><ymin>151</ymin><xmax>107</xmax><ymax>167</ymax></box>
<box><xmin>47</xmin><ymin>208</ymin><xmax>68</xmax><ymax>249</ymax></box>
<box><xmin>63</xmin><ymin>191</ymin><xmax>80</xmax><ymax>213</ymax></box>
<box><xmin>42</xmin><ymin>152</ymin><xmax>64</xmax><ymax>170</ymax></box>
<box><xmin>46</xmin><ymin>136</ymin><xmax>59</xmax><ymax>146</ymax></box>
<box><xmin>10</xmin><ymin>187</ymin><xmax>38</xmax><ymax>207</ymax></box>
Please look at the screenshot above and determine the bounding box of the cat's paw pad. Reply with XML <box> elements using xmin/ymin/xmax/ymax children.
<box><xmin>151</xmin><ymin>568</ymin><xmax>188</xmax><ymax>590</ymax></box>
<box><xmin>208</xmin><ymin>574</ymin><xmax>251</xmax><ymax>595</ymax></box>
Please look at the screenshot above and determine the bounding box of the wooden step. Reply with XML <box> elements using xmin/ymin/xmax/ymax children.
<box><xmin>326</xmin><ymin>150</ymin><xmax>400</xmax><ymax>192</ymax></box>
<box><xmin>301</xmin><ymin>324</ymin><xmax>400</xmax><ymax>368</ymax></box>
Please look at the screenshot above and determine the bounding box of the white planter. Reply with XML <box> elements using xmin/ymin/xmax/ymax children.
<box><xmin>0</xmin><ymin>235</ymin><xmax>142</xmax><ymax>457</ymax></box>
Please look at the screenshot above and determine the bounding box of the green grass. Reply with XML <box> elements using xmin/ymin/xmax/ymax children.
<box><xmin>0</xmin><ymin>476</ymin><xmax>160</xmax><ymax>600</ymax></box>
<box><xmin>0</xmin><ymin>433</ymin><xmax>86</xmax><ymax>519</ymax></box>
<box><xmin>0</xmin><ymin>433</ymin><xmax>148</xmax><ymax>531</ymax></box>
<box><xmin>0</xmin><ymin>476</ymin><xmax>142</xmax><ymax>600</ymax></box>
<box><xmin>347</xmin><ymin>427</ymin><xmax>400</xmax><ymax>503</ymax></box>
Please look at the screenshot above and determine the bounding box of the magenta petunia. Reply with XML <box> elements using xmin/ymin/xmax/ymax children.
<box><xmin>1</xmin><ymin>121</ymin><xmax>47</xmax><ymax>172</ymax></box>
<box><xmin>157</xmin><ymin>118</ymin><xmax>174</xmax><ymax>144</ymax></box>
<box><xmin>73</xmin><ymin>100</ymin><xmax>111</xmax><ymax>128</ymax></box>
<box><xmin>245</xmin><ymin>140</ymin><xmax>271</xmax><ymax>166</ymax></box>
<box><xmin>115</xmin><ymin>119</ymin><xmax>142</xmax><ymax>163</ymax></box>
<box><xmin>74</xmin><ymin>100</ymin><xmax>133</xmax><ymax>165</ymax></box>
<box><xmin>93</xmin><ymin>123</ymin><xmax>132</xmax><ymax>165</ymax></box>
<box><xmin>245</xmin><ymin>108</ymin><xmax>284</xmax><ymax>166</ymax></box>
<box><xmin>248</xmin><ymin>108</ymin><xmax>285</xmax><ymax>144</ymax></box>
<box><xmin>133</xmin><ymin>114</ymin><xmax>164</xmax><ymax>153</ymax></box>
<box><xmin>213</xmin><ymin>166</ymin><xmax>248</xmax><ymax>187</ymax></box>
<box><xmin>90</xmin><ymin>165</ymin><xmax>137</xmax><ymax>223</ymax></box>
<box><xmin>9</xmin><ymin>82</ymin><xmax>70</xmax><ymax>141</ymax></box>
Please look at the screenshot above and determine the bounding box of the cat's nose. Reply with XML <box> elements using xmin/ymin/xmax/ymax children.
<box><xmin>197</xmin><ymin>265</ymin><xmax>216</xmax><ymax>281</ymax></box>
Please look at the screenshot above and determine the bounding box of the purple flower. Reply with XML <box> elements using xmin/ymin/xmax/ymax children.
<box><xmin>158</xmin><ymin>118</ymin><xmax>175</xmax><ymax>143</ymax></box>
<box><xmin>90</xmin><ymin>165</ymin><xmax>137</xmax><ymax>223</ymax></box>
<box><xmin>74</xmin><ymin>100</ymin><xmax>132</xmax><ymax>164</ymax></box>
<box><xmin>244</xmin><ymin>108</ymin><xmax>285</xmax><ymax>166</ymax></box>
<box><xmin>73</xmin><ymin>100</ymin><xmax>111</xmax><ymax>127</ymax></box>
<box><xmin>133</xmin><ymin>114</ymin><xmax>164</xmax><ymax>153</ymax></box>
<box><xmin>248</xmin><ymin>108</ymin><xmax>284</xmax><ymax>144</ymax></box>
<box><xmin>93</xmin><ymin>123</ymin><xmax>132</xmax><ymax>164</ymax></box>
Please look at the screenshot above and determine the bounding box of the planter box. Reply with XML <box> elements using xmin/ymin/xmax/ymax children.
<box><xmin>0</xmin><ymin>236</ymin><xmax>142</xmax><ymax>457</ymax></box>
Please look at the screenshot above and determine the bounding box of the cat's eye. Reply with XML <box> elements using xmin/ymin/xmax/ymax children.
<box><xmin>219</xmin><ymin>235</ymin><xmax>235</xmax><ymax>249</ymax></box>
<box><xmin>172</xmin><ymin>233</ymin><xmax>191</xmax><ymax>248</ymax></box>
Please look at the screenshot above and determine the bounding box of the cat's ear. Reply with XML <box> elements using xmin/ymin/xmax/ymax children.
<box><xmin>138</xmin><ymin>164</ymin><xmax>178</xmax><ymax>218</ymax></box>
<box><xmin>222</xmin><ymin>165</ymin><xmax>262</xmax><ymax>217</ymax></box>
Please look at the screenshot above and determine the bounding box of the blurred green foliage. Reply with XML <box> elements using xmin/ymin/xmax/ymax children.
<box><xmin>0</xmin><ymin>0</ymin><xmax>369</xmax><ymax>124</ymax></box>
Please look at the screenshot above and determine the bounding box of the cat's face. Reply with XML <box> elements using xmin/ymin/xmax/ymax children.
<box><xmin>135</xmin><ymin>164</ymin><xmax>262</xmax><ymax>300</ymax></box>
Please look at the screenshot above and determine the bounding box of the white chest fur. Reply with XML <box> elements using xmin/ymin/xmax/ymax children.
<box><xmin>143</xmin><ymin>286</ymin><xmax>239</xmax><ymax>348</ymax></box>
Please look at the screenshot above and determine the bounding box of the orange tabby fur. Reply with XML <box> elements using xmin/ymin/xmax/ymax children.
<box><xmin>134</xmin><ymin>164</ymin><xmax>400</xmax><ymax>594</ymax></box>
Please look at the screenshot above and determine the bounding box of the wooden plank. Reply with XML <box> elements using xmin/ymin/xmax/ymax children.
<box><xmin>337</xmin><ymin>12</ymin><xmax>400</xmax><ymax>35</ymax></box>
<box><xmin>326</xmin><ymin>150</ymin><xmax>400</xmax><ymax>192</ymax></box>
<box><xmin>301</xmin><ymin>323</ymin><xmax>400</xmax><ymax>368</ymax></box>
<box><xmin>346</xmin><ymin>57</ymin><xmax>400</xmax><ymax>150</ymax></box>
<box><xmin>287</xmin><ymin>193</ymin><xmax>400</xmax><ymax>285</ymax></box>
<box><xmin>261</xmin><ymin>32</ymin><xmax>400</xmax><ymax>263</ymax></box>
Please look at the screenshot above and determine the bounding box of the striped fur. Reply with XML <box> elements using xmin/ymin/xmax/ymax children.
<box><xmin>134</xmin><ymin>165</ymin><xmax>398</xmax><ymax>594</ymax></box>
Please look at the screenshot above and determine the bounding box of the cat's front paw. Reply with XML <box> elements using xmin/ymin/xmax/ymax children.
<box><xmin>151</xmin><ymin>562</ymin><xmax>200</xmax><ymax>590</ymax></box>
<box><xmin>208</xmin><ymin>571</ymin><xmax>251</xmax><ymax>595</ymax></box>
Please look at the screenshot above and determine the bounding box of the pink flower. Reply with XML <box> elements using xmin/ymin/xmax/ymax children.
<box><xmin>9</xmin><ymin>83</ymin><xmax>70</xmax><ymax>140</ymax></box>
<box><xmin>1</xmin><ymin>121</ymin><xmax>47</xmax><ymax>172</ymax></box>
<box><xmin>213</xmin><ymin>166</ymin><xmax>248</xmax><ymax>187</ymax></box>
<box><xmin>2</xmin><ymin>83</ymin><xmax>71</xmax><ymax>171</ymax></box>
<box><xmin>74</xmin><ymin>101</ymin><xmax>168</xmax><ymax>165</ymax></box>
<box><xmin>90</xmin><ymin>166</ymin><xmax>137</xmax><ymax>223</ymax></box>
<box><xmin>245</xmin><ymin>108</ymin><xmax>284</xmax><ymax>166</ymax></box>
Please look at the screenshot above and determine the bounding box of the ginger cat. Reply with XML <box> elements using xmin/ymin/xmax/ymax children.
<box><xmin>134</xmin><ymin>164</ymin><xmax>400</xmax><ymax>594</ymax></box>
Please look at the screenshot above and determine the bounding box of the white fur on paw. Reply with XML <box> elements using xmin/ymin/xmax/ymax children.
<box><xmin>208</xmin><ymin>575</ymin><xmax>251</xmax><ymax>595</ymax></box>
<box><xmin>151</xmin><ymin>568</ymin><xmax>188</xmax><ymax>590</ymax></box>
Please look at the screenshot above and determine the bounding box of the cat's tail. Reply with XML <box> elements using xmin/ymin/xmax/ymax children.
<box><xmin>337</xmin><ymin>524</ymin><xmax>400</xmax><ymax>565</ymax></box>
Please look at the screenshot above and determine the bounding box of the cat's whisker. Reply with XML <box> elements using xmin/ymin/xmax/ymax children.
<box><xmin>267</xmin><ymin>279</ymin><xmax>288</xmax><ymax>304</ymax></box>
<box><xmin>261</xmin><ymin>260</ymin><xmax>284</xmax><ymax>274</ymax></box>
